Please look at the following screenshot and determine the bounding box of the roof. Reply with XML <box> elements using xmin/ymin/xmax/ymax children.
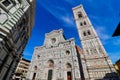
<box><xmin>112</xmin><ymin>22</ymin><xmax>120</xmax><ymax>37</ymax></box>
<box><xmin>72</xmin><ymin>4</ymin><xmax>83</xmax><ymax>10</ymax></box>
<box><xmin>75</xmin><ymin>45</ymin><xmax>83</xmax><ymax>54</ymax></box>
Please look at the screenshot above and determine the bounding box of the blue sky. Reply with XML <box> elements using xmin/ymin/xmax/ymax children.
<box><xmin>23</xmin><ymin>0</ymin><xmax>120</xmax><ymax>64</ymax></box>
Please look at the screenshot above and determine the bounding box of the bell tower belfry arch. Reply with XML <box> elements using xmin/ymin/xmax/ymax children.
<box><xmin>72</xmin><ymin>5</ymin><xmax>119</xmax><ymax>79</ymax></box>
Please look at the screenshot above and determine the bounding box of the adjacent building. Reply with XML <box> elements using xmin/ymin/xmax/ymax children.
<box><xmin>26</xmin><ymin>29</ymin><xmax>83</xmax><ymax>80</ymax></box>
<box><xmin>112</xmin><ymin>22</ymin><xmax>120</xmax><ymax>36</ymax></box>
<box><xmin>0</xmin><ymin>0</ymin><xmax>35</xmax><ymax>80</ymax></box>
<box><xmin>72</xmin><ymin>5</ymin><xmax>119</xmax><ymax>79</ymax></box>
<box><xmin>13</xmin><ymin>58</ymin><xmax>31</xmax><ymax>80</ymax></box>
<box><xmin>114</xmin><ymin>59</ymin><xmax>120</xmax><ymax>77</ymax></box>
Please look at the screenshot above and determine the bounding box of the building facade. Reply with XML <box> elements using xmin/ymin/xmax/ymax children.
<box><xmin>13</xmin><ymin>58</ymin><xmax>31</xmax><ymax>80</ymax></box>
<box><xmin>26</xmin><ymin>29</ymin><xmax>82</xmax><ymax>80</ymax></box>
<box><xmin>72</xmin><ymin>5</ymin><xmax>119</xmax><ymax>79</ymax></box>
<box><xmin>114</xmin><ymin>59</ymin><xmax>120</xmax><ymax>77</ymax></box>
<box><xmin>0</xmin><ymin>0</ymin><xmax>35</xmax><ymax>80</ymax></box>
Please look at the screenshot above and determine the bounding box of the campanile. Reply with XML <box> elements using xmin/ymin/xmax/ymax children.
<box><xmin>72</xmin><ymin>5</ymin><xmax>119</xmax><ymax>79</ymax></box>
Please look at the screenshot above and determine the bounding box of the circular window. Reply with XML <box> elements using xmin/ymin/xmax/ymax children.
<box><xmin>66</xmin><ymin>63</ymin><xmax>72</xmax><ymax>68</ymax></box>
<box><xmin>48</xmin><ymin>59</ymin><xmax>54</xmax><ymax>67</ymax></box>
<box><xmin>51</xmin><ymin>38</ymin><xmax>56</xmax><ymax>44</ymax></box>
<box><xmin>37</xmin><ymin>55</ymin><xmax>40</xmax><ymax>59</ymax></box>
<box><xmin>66</xmin><ymin>50</ymin><xmax>70</xmax><ymax>55</ymax></box>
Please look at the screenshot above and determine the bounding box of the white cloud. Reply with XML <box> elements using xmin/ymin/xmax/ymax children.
<box><xmin>62</xmin><ymin>16</ymin><xmax>72</xmax><ymax>24</ymax></box>
<box><xmin>38</xmin><ymin>1</ymin><xmax>75</xmax><ymax>27</ymax></box>
<box><xmin>61</xmin><ymin>15</ymin><xmax>75</xmax><ymax>27</ymax></box>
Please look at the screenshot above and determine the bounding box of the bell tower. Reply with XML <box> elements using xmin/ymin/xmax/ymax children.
<box><xmin>72</xmin><ymin>5</ymin><xmax>119</xmax><ymax>79</ymax></box>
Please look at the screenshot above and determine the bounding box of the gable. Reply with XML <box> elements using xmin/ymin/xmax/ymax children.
<box><xmin>44</xmin><ymin>29</ymin><xmax>66</xmax><ymax>47</ymax></box>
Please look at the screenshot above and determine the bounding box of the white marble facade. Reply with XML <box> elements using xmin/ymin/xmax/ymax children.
<box><xmin>72</xmin><ymin>4</ymin><xmax>119</xmax><ymax>80</ymax></box>
<box><xmin>0</xmin><ymin>0</ymin><xmax>35</xmax><ymax>79</ymax></box>
<box><xmin>26</xmin><ymin>29</ymin><xmax>81</xmax><ymax>80</ymax></box>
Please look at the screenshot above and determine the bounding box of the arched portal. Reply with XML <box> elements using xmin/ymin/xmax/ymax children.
<box><xmin>47</xmin><ymin>59</ymin><xmax>54</xmax><ymax>80</ymax></box>
<box><xmin>66</xmin><ymin>63</ymin><xmax>72</xmax><ymax>80</ymax></box>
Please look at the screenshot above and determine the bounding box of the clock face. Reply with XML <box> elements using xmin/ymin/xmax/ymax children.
<box><xmin>51</xmin><ymin>38</ymin><xmax>56</xmax><ymax>44</ymax></box>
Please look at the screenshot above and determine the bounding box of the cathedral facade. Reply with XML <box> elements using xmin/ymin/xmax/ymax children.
<box><xmin>27</xmin><ymin>4</ymin><xmax>119</xmax><ymax>80</ymax></box>
<box><xmin>26</xmin><ymin>29</ymin><xmax>82</xmax><ymax>80</ymax></box>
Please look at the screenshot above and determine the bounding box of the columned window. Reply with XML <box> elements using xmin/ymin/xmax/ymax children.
<box><xmin>83</xmin><ymin>32</ymin><xmax>86</xmax><ymax>36</ymax></box>
<box><xmin>78</xmin><ymin>12</ymin><xmax>82</xmax><ymax>18</ymax></box>
<box><xmin>80</xmin><ymin>22</ymin><xmax>83</xmax><ymax>26</ymax></box>
<box><xmin>84</xmin><ymin>21</ymin><xmax>86</xmax><ymax>25</ymax></box>
<box><xmin>87</xmin><ymin>30</ymin><xmax>91</xmax><ymax>35</ymax></box>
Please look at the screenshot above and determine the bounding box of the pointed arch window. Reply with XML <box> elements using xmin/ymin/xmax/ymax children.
<box><xmin>87</xmin><ymin>30</ymin><xmax>91</xmax><ymax>35</ymax></box>
<box><xmin>83</xmin><ymin>31</ymin><xmax>86</xmax><ymax>36</ymax></box>
<box><xmin>94</xmin><ymin>49</ymin><xmax>97</xmax><ymax>54</ymax></box>
<box><xmin>84</xmin><ymin>21</ymin><xmax>86</xmax><ymax>25</ymax></box>
<box><xmin>34</xmin><ymin>66</ymin><xmax>37</xmax><ymax>70</ymax></box>
<box><xmin>78</xmin><ymin>12</ymin><xmax>82</xmax><ymax>18</ymax></box>
<box><xmin>66</xmin><ymin>63</ymin><xmax>72</xmax><ymax>68</ymax></box>
<box><xmin>37</xmin><ymin>55</ymin><xmax>40</xmax><ymax>59</ymax></box>
<box><xmin>80</xmin><ymin>22</ymin><xmax>83</xmax><ymax>26</ymax></box>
